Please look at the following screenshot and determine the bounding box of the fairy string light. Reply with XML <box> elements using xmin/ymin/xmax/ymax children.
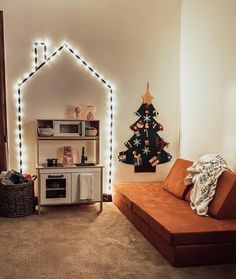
<box><xmin>16</xmin><ymin>41</ymin><xmax>114</xmax><ymax>191</ymax></box>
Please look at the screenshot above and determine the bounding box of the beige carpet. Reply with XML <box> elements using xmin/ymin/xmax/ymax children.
<box><xmin>0</xmin><ymin>203</ymin><xmax>236</xmax><ymax>279</ymax></box>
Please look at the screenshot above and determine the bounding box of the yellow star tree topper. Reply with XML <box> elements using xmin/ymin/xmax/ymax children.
<box><xmin>142</xmin><ymin>81</ymin><xmax>154</xmax><ymax>105</ymax></box>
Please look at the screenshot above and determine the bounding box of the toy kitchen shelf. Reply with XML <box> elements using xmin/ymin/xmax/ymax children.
<box><xmin>36</xmin><ymin>119</ymin><xmax>103</xmax><ymax>214</ymax></box>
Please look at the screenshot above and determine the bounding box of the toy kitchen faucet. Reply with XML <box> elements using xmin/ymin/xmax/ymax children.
<box><xmin>81</xmin><ymin>146</ymin><xmax>88</xmax><ymax>164</ymax></box>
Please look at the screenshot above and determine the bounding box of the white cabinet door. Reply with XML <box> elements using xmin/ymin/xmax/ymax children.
<box><xmin>71</xmin><ymin>169</ymin><xmax>101</xmax><ymax>203</ymax></box>
<box><xmin>40</xmin><ymin>173</ymin><xmax>72</xmax><ymax>205</ymax></box>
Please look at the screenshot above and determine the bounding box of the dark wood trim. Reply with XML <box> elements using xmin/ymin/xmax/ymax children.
<box><xmin>0</xmin><ymin>11</ymin><xmax>7</xmax><ymax>171</ymax></box>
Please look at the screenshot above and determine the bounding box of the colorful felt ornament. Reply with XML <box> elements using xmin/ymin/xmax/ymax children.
<box><xmin>145</xmin><ymin>140</ymin><xmax>150</xmax><ymax>146</ymax></box>
<box><xmin>149</xmin><ymin>156</ymin><xmax>160</xmax><ymax>166</ymax></box>
<box><xmin>158</xmin><ymin>123</ymin><xmax>164</xmax><ymax>131</ymax></box>
<box><xmin>135</xmin><ymin>131</ymin><xmax>141</xmax><ymax>137</ymax></box>
<box><xmin>137</xmin><ymin>121</ymin><xmax>144</xmax><ymax>129</ymax></box>
<box><xmin>153</xmin><ymin>110</ymin><xmax>158</xmax><ymax>117</ymax></box>
<box><xmin>130</xmin><ymin>123</ymin><xmax>138</xmax><ymax>131</ymax></box>
<box><xmin>125</xmin><ymin>141</ymin><xmax>132</xmax><ymax>148</ymax></box>
<box><xmin>144</xmin><ymin>123</ymin><xmax>149</xmax><ymax>137</ymax></box>
<box><xmin>133</xmin><ymin>151</ymin><xmax>142</xmax><ymax>166</ymax></box>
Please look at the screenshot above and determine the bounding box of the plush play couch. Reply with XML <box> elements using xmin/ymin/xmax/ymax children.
<box><xmin>113</xmin><ymin>159</ymin><xmax>236</xmax><ymax>267</ymax></box>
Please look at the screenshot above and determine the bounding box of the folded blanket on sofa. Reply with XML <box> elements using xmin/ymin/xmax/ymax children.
<box><xmin>185</xmin><ymin>154</ymin><xmax>231</xmax><ymax>216</ymax></box>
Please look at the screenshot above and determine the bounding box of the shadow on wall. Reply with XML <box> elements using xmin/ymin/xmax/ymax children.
<box><xmin>222</xmin><ymin>84</ymin><xmax>236</xmax><ymax>169</ymax></box>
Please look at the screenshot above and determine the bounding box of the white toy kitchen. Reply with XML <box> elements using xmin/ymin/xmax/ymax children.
<box><xmin>36</xmin><ymin>119</ymin><xmax>103</xmax><ymax>213</ymax></box>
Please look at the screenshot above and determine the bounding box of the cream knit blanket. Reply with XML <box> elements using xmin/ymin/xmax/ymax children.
<box><xmin>185</xmin><ymin>154</ymin><xmax>231</xmax><ymax>216</ymax></box>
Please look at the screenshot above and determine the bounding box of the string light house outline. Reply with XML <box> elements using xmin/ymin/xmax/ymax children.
<box><xmin>16</xmin><ymin>41</ymin><xmax>114</xmax><ymax>191</ymax></box>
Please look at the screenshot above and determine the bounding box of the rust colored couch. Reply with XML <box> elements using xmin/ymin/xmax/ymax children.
<box><xmin>113</xmin><ymin>159</ymin><xmax>236</xmax><ymax>267</ymax></box>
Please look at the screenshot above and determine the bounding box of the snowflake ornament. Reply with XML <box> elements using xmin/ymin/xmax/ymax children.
<box><xmin>143</xmin><ymin>115</ymin><xmax>151</xmax><ymax>122</ymax></box>
<box><xmin>142</xmin><ymin>146</ymin><xmax>150</xmax><ymax>155</ymax></box>
<box><xmin>133</xmin><ymin>138</ymin><xmax>141</xmax><ymax>146</ymax></box>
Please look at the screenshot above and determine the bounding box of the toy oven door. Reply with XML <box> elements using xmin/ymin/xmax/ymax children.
<box><xmin>40</xmin><ymin>173</ymin><xmax>71</xmax><ymax>205</ymax></box>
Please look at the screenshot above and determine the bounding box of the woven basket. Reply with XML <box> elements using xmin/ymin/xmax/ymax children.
<box><xmin>0</xmin><ymin>181</ymin><xmax>35</xmax><ymax>217</ymax></box>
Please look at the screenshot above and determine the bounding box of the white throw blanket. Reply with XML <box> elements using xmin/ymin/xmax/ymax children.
<box><xmin>80</xmin><ymin>173</ymin><xmax>94</xmax><ymax>200</ymax></box>
<box><xmin>185</xmin><ymin>154</ymin><xmax>231</xmax><ymax>216</ymax></box>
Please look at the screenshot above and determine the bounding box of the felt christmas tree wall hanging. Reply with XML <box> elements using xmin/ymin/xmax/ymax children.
<box><xmin>118</xmin><ymin>82</ymin><xmax>172</xmax><ymax>172</ymax></box>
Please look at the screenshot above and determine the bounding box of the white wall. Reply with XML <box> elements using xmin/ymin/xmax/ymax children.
<box><xmin>1</xmin><ymin>0</ymin><xmax>181</xmax><ymax>191</ymax></box>
<box><xmin>180</xmin><ymin>0</ymin><xmax>236</xmax><ymax>169</ymax></box>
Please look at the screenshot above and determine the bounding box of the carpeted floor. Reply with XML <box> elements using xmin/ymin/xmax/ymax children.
<box><xmin>0</xmin><ymin>203</ymin><xmax>236</xmax><ymax>279</ymax></box>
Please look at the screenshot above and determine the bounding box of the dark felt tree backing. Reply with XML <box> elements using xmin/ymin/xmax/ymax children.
<box><xmin>118</xmin><ymin>82</ymin><xmax>172</xmax><ymax>172</ymax></box>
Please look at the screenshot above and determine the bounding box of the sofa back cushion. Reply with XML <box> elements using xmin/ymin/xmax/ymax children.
<box><xmin>163</xmin><ymin>158</ymin><xmax>193</xmax><ymax>199</ymax></box>
<box><xmin>185</xmin><ymin>170</ymin><xmax>236</xmax><ymax>219</ymax></box>
<box><xmin>208</xmin><ymin>170</ymin><xmax>236</xmax><ymax>219</ymax></box>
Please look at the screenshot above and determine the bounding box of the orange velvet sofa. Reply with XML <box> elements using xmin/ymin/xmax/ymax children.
<box><xmin>113</xmin><ymin>159</ymin><xmax>236</xmax><ymax>267</ymax></box>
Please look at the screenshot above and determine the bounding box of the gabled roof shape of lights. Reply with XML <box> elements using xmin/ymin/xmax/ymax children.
<box><xmin>16</xmin><ymin>41</ymin><xmax>114</xmax><ymax>191</ymax></box>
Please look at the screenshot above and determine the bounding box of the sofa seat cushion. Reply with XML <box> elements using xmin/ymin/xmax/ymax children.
<box><xmin>114</xmin><ymin>183</ymin><xmax>236</xmax><ymax>246</ymax></box>
<box><xmin>163</xmin><ymin>158</ymin><xmax>193</xmax><ymax>199</ymax></box>
<box><xmin>113</xmin><ymin>184</ymin><xmax>133</xmax><ymax>208</ymax></box>
<box><xmin>113</xmin><ymin>182</ymin><xmax>163</xmax><ymax>209</ymax></box>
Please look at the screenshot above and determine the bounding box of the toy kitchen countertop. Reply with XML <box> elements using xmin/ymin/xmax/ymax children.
<box><xmin>36</xmin><ymin>164</ymin><xmax>104</xmax><ymax>169</ymax></box>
